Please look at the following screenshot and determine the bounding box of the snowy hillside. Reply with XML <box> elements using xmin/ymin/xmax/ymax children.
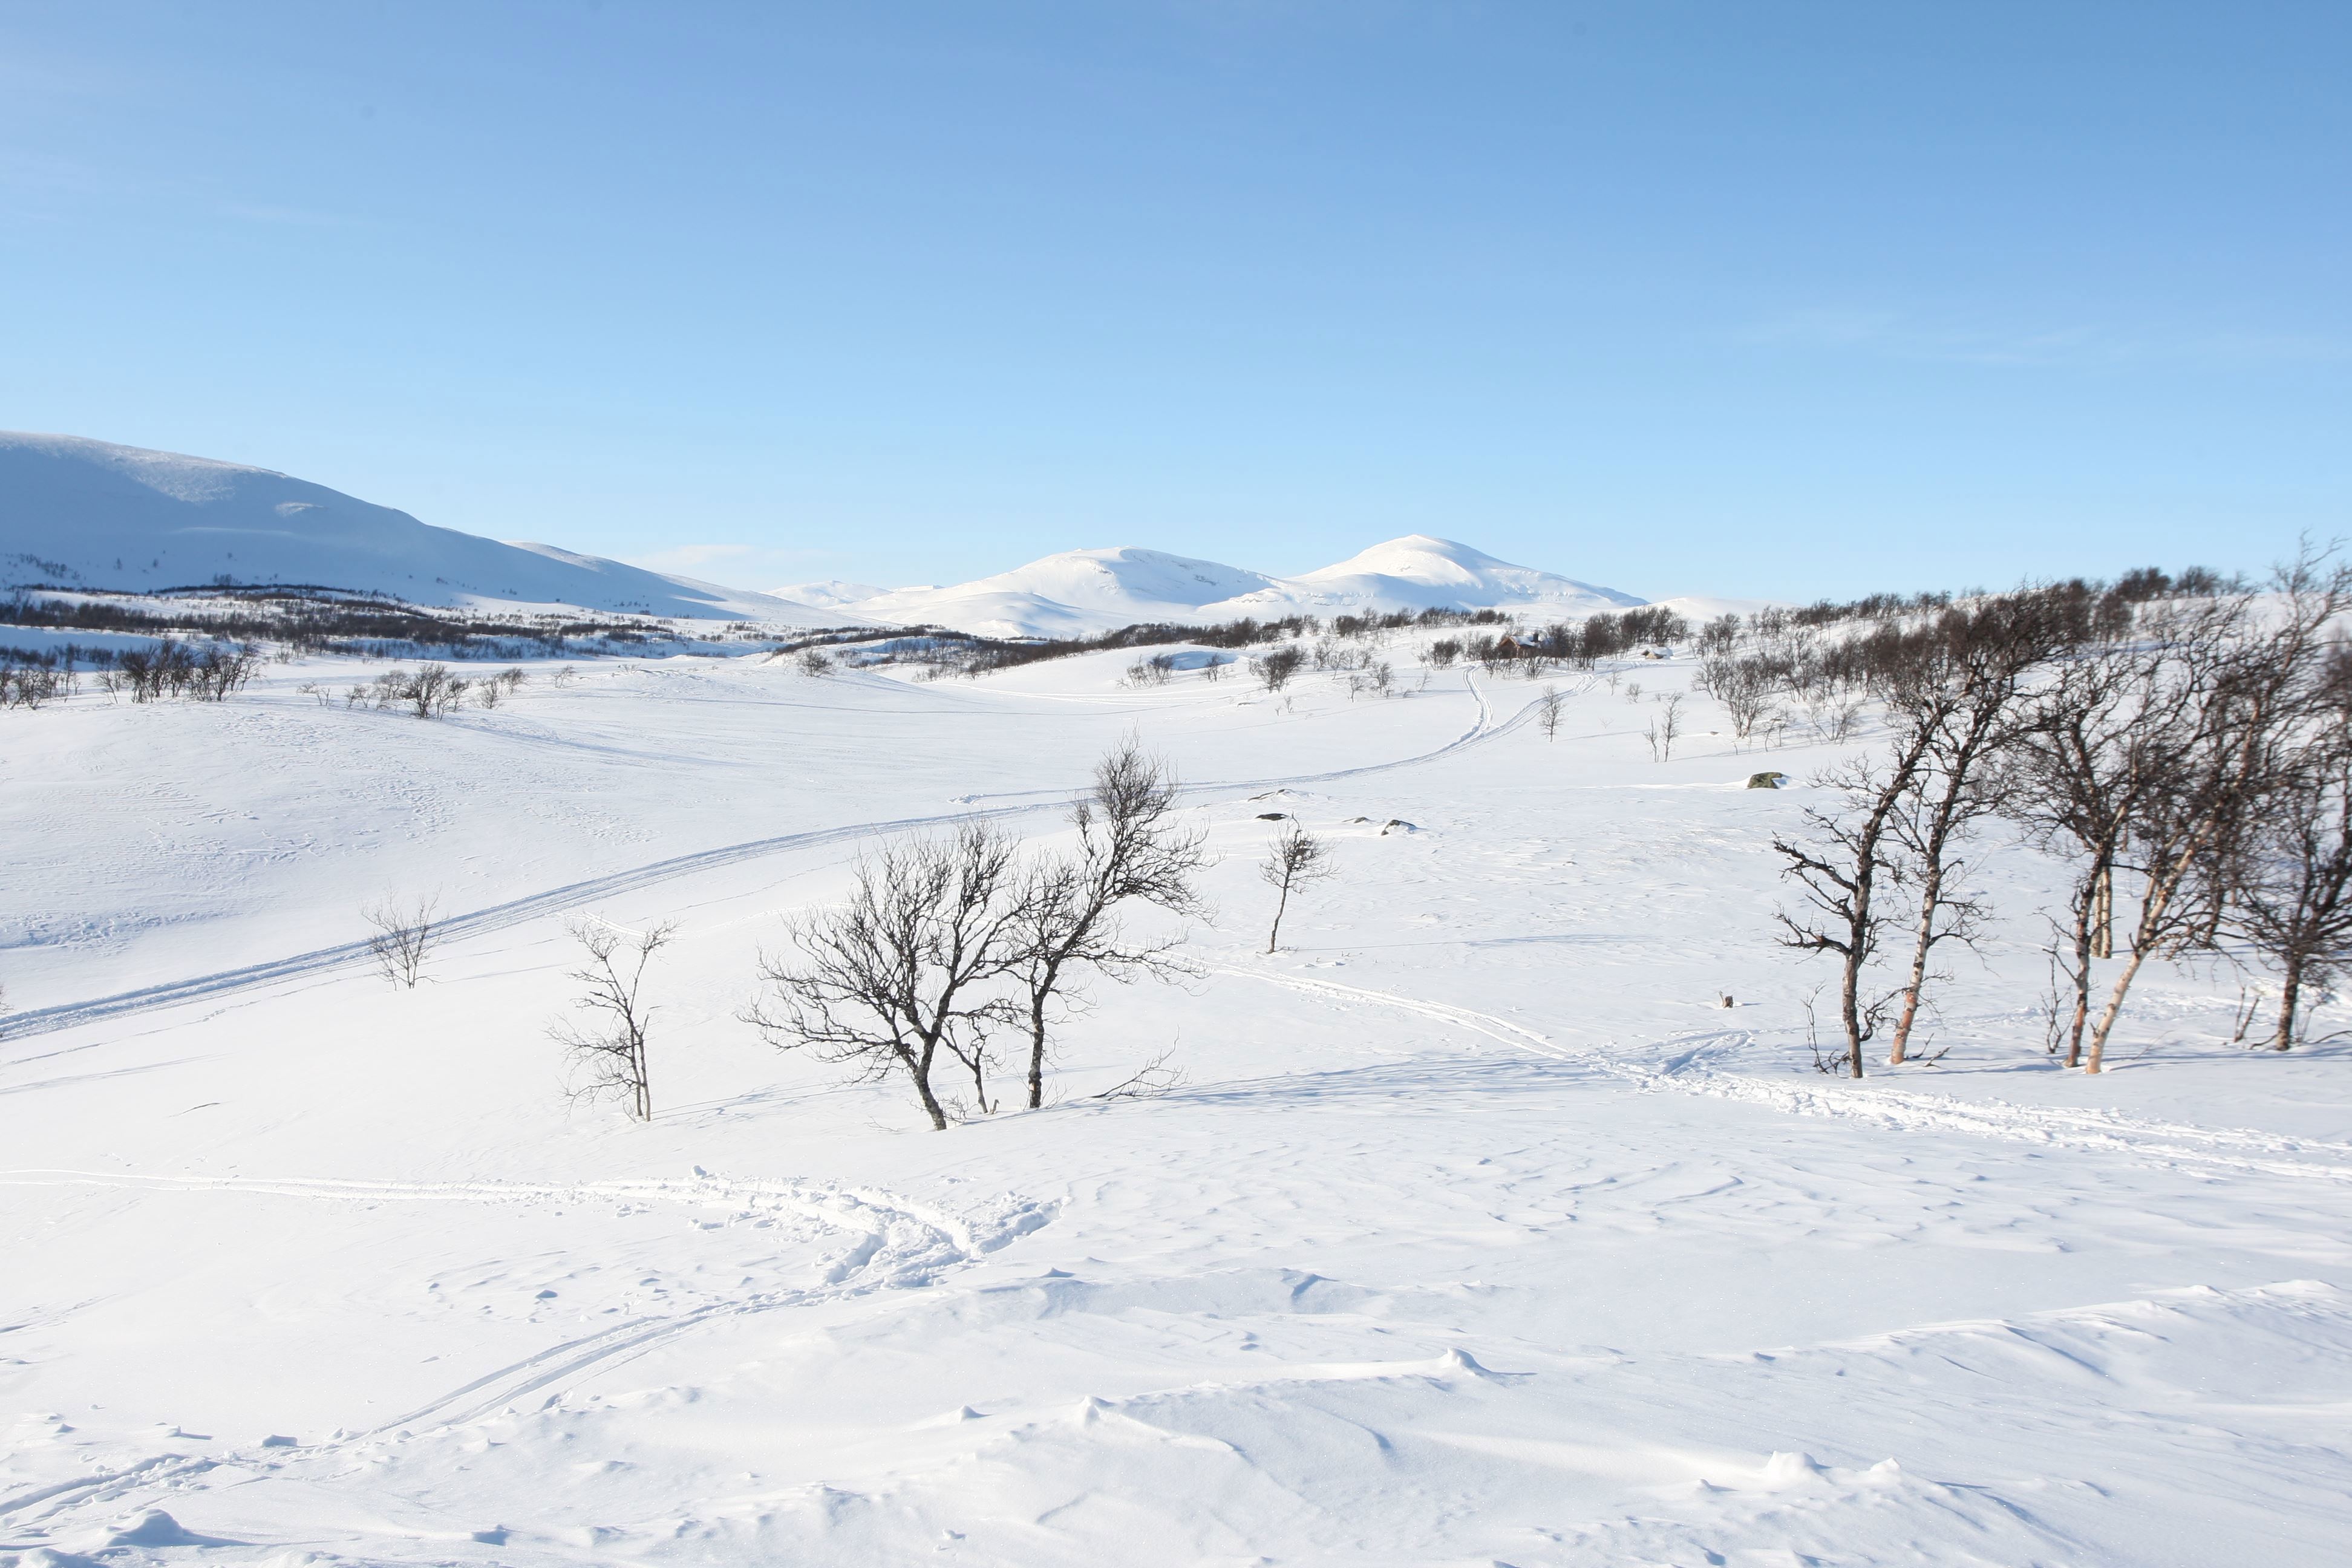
<box><xmin>0</xmin><ymin>433</ymin><xmax>852</xmax><ymax>624</ymax></box>
<box><xmin>849</xmin><ymin>547</ymin><xmax>1287</xmax><ymax>639</ymax></box>
<box><xmin>4</xmin><ymin>628</ymin><xmax>2349</xmax><ymax>1566</ymax></box>
<box><xmin>1276</xmin><ymin>534</ymin><xmax>1642</xmax><ymax>616</ymax></box>
<box><xmin>771</xmin><ymin>578</ymin><xmax>890</xmax><ymax>611</ymax></box>
<box><xmin>831</xmin><ymin>535</ymin><xmax>1643</xmax><ymax>638</ymax></box>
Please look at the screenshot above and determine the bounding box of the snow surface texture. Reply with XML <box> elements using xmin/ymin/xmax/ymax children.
<box><xmin>4</xmin><ymin>638</ymin><xmax>2349</xmax><ymax>1566</ymax></box>
<box><xmin>819</xmin><ymin>537</ymin><xmax>1645</xmax><ymax>638</ymax></box>
<box><xmin>0</xmin><ymin>433</ymin><xmax>850</xmax><ymax>624</ymax></box>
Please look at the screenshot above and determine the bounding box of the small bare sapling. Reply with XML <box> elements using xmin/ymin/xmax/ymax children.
<box><xmin>1537</xmin><ymin>685</ymin><xmax>1564</xmax><ymax>740</ymax></box>
<box><xmin>552</xmin><ymin>918</ymin><xmax>676</xmax><ymax>1122</ymax></box>
<box><xmin>364</xmin><ymin>895</ymin><xmax>442</xmax><ymax>988</ymax></box>
<box><xmin>1260</xmin><ymin>822</ymin><xmax>1337</xmax><ymax>953</ymax></box>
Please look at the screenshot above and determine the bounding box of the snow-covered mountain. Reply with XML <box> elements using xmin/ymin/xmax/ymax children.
<box><xmin>771</xmin><ymin>578</ymin><xmax>890</xmax><ymax>612</ymax></box>
<box><xmin>832</xmin><ymin>535</ymin><xmax>1642</xmax><ymax>638</ymax></box>
<box><xmin>0</xmin><ymin>433</ymin><xmax>852</xmax><ymax>624</ymax></box>
<box><xmin>846</xmin><ymin>547</ymin><xmax>1289</xmax><ymax>640</ymax></box>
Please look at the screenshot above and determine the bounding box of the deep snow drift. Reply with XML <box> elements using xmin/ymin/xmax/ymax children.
<box><xmin>800</xmin><ymin>536</ymin><xmax>1642</xmax><ymax>638</ymax></box>
<box><xmin>0</xmin><ymin>433</ymin><xmax>849</xmax><ymax>624</ymax></box>
<box><xmin>2</xmin><ymin>636</ymin><xmax>2348</xmax><ymax>1567</ymax></box>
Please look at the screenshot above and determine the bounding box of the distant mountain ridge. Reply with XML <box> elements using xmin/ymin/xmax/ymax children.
<box><xmin>807</xmin><ymin>535</ymin><xmax>1642</xmax><ymax>638</ymax></box>
<box><xmin>0</xmin><ymin>433</ymin><xmax>853</xmax><ymax>624</ymax></box>
<box><xmin>2</xmin><ymin>433</ymin><xmax>1645</xmax><ymax>636</ymax></box>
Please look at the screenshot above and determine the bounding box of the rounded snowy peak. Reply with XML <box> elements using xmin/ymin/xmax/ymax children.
<box><xmin>958</xmin><ymin>546</ymin><xmax>1281</xmax><ymax>612</ymax></box>
<box><xmin>1287</xmin><ymin>534</ymin><xmax>1644</xmax><ymax>612</ymax></box>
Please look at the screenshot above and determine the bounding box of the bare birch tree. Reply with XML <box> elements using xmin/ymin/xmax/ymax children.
<box><xmin>1008</xmin><ymin>740</ymin><xmax>1209</xmax><ymax>1109</ymax></box>
<box><xmin>363</xmin><ymin>895</ymin><xmax>442</xmax><ymax>989</ymax></box>
<box><xmin>2076</xmin><ymin>564</ymin><xmax>2350</xmax><ymax>1071</ymax></box>
<box><xmin>1883</xmin><ymin>594</ymin><xmax>2067</xmax><ymax>1062</ymax></box>
<box><xmin>745</xmin><ymin>823</ymin><xmax>1028</xmax><ymax>1129</ymax></box>
<box><xmin>552</xmin><ymin>918</ymin><xmax>675</xmax><ymax>1122</ymax></box>
<box><xmin>1536</xmin><ymin>686</ymin><xmax>1565</xmax><ymax>740</ymax></box>
<box><xmin>1261</xmin><ymin>822</ymin><xmax>1336</xmax><ymax>953</ymax></box>
<box><xmin>1774</xmin><ymin>714</ymin><xmax>1942</xmax><ymax>1078</ymax></box>
<box><xmin>2224</xmin><ymin>699</ymin><xmax>2352</xmax><ymax>1048</ymax></box>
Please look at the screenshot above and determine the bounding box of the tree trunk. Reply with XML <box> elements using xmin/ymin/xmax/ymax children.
<box><xmin>1267</xmin><ymin>883</ymin><xmax>1290</xmax><ymax>954</ymax></box>
<box><xmin>1026</xmin><ymin>1001</ymin><xmax>1050</xmax><ymax>1109</ymax></box>
<box><xmin>2082</xmin><ymin>944</ymin><xmax>2149</xmax><ymax>1074</ymax></box>
<box><xmin>1887</xmin><ymin>856</ymin><xmax>1945</xmax><ymax>1065</ymax></box>
<box><xmin>2275</xmin><ymin>950</ymin><xmax>2306</xmax><ymax>1051</ymax></box>
<box><xmin>911</xmin><ymin>1043</ymin><xmax>949</xmax><ymax>1131</ymax></box>
<box><xmin>2085</xmin><ymin>841</ymin><xmax>2206</xmax><ymax>1073</ymax></box>
<box><xmin>2063</xmin><ymin>872</ymin><xmax>2098</xmax><ymax>1068</ymax></box>
<box><xmin>1839</xmin><ymin>942</ymin><xmax>1866</xmax><ymax>1079</ymax></box>
<box><xmin>2089</xmin><ymin>863</ymin><xmax>2114</xmax><ymax>959</ymax></box>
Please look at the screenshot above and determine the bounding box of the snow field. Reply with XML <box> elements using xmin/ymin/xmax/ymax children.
<box><xmin>3</xmin><ymin>636</ymin><xmax>2350</xmax><ymax>1565</ymax></box>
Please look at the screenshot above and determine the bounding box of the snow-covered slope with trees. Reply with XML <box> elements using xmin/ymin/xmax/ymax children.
<box><xmin>825</xmin><ymin>535</ymin><xmax>1642</xmax><ymax>637</ymax></box>
<box><xmin>0</xmin><ymin>433</ymin><xmax>851</xmax><ymax>624</ymax></box>
<box><xmin>4</xmin><ymin>620</ymin><xmax>2348</xmax><ymax>1566</ymax></box>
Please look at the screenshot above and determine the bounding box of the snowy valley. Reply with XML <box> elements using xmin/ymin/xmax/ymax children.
<box><xmin>2</xmin><ymin>466</ymin><xmax>2348</xmax><ymax>1567</ymax></box>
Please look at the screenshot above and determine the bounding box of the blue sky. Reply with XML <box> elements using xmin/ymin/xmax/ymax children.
<box><xmin>2</xmin><ymin>2</ymin><xmax>2344</xmax><ymax>601</ymax></box>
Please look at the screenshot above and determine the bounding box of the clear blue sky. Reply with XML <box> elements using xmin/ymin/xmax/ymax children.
<box><xmin>2</xmin><ymin>2</ymin><xmax>2345</xmax><ymax>601</ymax></box>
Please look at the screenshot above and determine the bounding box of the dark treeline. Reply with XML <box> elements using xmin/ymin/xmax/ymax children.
<box><xmin>1769</xmin><ymin>552</ymin><xmax>2351</xmax><ymax>1077</ymax></box>
<box><xmin>791</xmin><ymin>605</ymin><xmax>1530</xmax><ymax>680</ymax></box>
<box><xmin>0</xmin><ymin>586</ymin><xmax>762</xmax><ymax>659</ymax></box>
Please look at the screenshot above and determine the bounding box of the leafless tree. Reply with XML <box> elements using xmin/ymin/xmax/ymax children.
<box><xmin>1645</xmin><ymin>692</ymin><xmax>1685</xmax><ymax>761</ymax></box>
<box><xmin>1707</xmin><ymin>656</ymin><xmax>1781</xmax><ymax>747</ymax></box>
<box><xmin>797</xmin><ymin>647</ymin><xmax>835</xmax><ymax>676</ymax></box>
<box><xmin>552</xmin><ymin>918</ymin><xmax>675</xmax><ymax>1122</ymax></box>
<box><xmin>1261</xmin><ymin>822</ymin><xmax>1336</xmax><ymax>953</ymax></box>
<box><xmin>1007</xmin><ymin>740</ymin><xmax>1209</xmax><ymax>1109</ymax></box>
<box><xmin>363</xmin><ymin>895</ymin><xmax>442</xmax><ymax>988</ymax></box>
<box><xmin>374</xmin><ymin>662</ymin><xmax>468</xmax><ymax>717</ymax></box>
<box><xmin>2008</xmin><ymin>554</ymin><xmax>2350</xmax><ymax>1070</ymax></box>
<box><xmin>2005</xmin><ymin>638</ymin><xmax>2181</xmax><ymax>1067</ymax></box>
<box><xmin>1883</xmin><ymin>593</ymin><xmax>2068</xmax><ymax>1062</ymax></box>
<box><xmin>2080</xmin><ymin>561</ymin><xmax>2350</xmax><ymax>1070</ymax></box>
<box><xmin>2224</xmin><ymin>693</ymin><xmax>2352</xmax><ymax>1048</ymax></box>
<box><xmin>1773</xmin><ymin>722</ymin><xmax>1942</xmax><ymax>1078</ymax></box>
<box><xmin>1537</xmin><ymin>685</ymin><xmax>1565</xmax><ymax>740</ymax></box>
<box><xmin>1252</xmin><ymin>646</ymin><xmax>1304</xmax><ymax>693</ymax></box>
<box><xmin>745</xmin><ymin>823</ymin><xmax>1029</xmax><ymax>1129</ymax></box>
<box><xmin>1427</xmin><ymin>639</ymin><xmax>1461</xmax><ymax>669</ymax></box>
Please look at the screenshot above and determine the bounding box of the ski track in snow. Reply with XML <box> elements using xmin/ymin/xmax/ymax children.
<box><xmin>0</xmin><ymin>1170</ymin><xmax>1056</xmax><ymax>1533</ymax></box>
<box><xmin>1</xmin><ymin>678</ymin><xmax>1520</xmax><ymax>1048</ymax></box>
<box><xmin>1215</xmin><ymin>963</ymin><xmax>2352</xmax><ymax>1185</ymax></box>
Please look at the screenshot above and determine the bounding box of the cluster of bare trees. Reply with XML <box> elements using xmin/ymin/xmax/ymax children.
<box><xmin>745</xmin><ymin>740</ymin><xmax>1211</xmax><ymax>1128</ymax></box>
<box><xmin>1</xmin><ymin>661</ymin><xmax>74</xmax><ymax>708</ymax></box>
<box><xmin>1775</xmin><ymin>554</ymin><xmax>2352</xmax><ymax>1076</ymax></box>
<box><xmin>102</xmin><ymin>640</ymin><xmax>260</xmax><ymax>703</ymax></box>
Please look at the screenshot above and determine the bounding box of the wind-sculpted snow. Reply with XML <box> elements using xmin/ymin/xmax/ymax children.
<box><xmin>3</xmin><ymin>638</ymin><xmax>2350</xmax><ymax>1565</ymax></box>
